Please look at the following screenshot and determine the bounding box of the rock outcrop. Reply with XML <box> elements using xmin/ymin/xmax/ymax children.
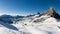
<box><xmin>26</xmin><ymin>12</ymin><xmax>41</xmax><ymax>17</ymax></box>
<box><xmin>35</xmin><ymin>12</ymin><xmax>41</xmax><ymax>17</ymax></box>
<box><xmin>42</xmin><ymin>7</ymin><xmax>60</xmax><ymax>18</ymax></box>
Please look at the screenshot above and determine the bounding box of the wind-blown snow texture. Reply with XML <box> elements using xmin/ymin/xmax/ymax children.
<box><xmin>0</xmin><ymin>15</ymin><xmax>60</xmax><ymax>34</ymax></box>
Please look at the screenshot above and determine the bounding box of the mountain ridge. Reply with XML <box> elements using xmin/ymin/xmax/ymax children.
<box><xmin>26</xmin><ymin>7</ymin><xmax>60</xmax><ymax>19</ymax></box>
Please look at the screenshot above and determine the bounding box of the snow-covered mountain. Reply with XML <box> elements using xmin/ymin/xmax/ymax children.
<box><xmin>0</xmin><ymin>15</ymin><xmax>24</xmax><ymax>24</ymax></box>
<box><xmin>13</xmin><ymin>15</ymin><xmax>60</xmax><ymax>34</ymax></box>
<box><xmin>0</xmin><ymin>7</ymin><xmax>60</xmax><ymax>34</ymax></box>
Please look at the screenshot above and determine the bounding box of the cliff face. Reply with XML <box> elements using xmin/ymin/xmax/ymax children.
<box><xmin>42</xmin><ymin>7</ymin><xmax>60</xmax><ymax>18</ymax></box>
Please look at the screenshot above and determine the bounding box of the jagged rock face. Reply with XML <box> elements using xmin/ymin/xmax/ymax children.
<box><xmin>42</xmin><ymin>7</ymin><xmax>60</xmax><ymax>18</ymax></box>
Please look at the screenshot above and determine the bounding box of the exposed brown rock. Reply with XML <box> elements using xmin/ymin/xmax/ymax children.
<box><xmin>42</xmin><ymin>7</ymin><xmax>60</xmax><ymax>18</ymax></box>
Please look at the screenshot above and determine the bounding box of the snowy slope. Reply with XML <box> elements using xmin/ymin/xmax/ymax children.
<box><xmin>12</xmin><ymin>15</ymin><xmax>60</xmax><ymax>34</ymax></box>
<box><xmin>0</xmin><ymin>21</ymin><xmax>22</xmax><ymax>34</ymax></box>
<box><xmin>0</xmin><ymin>15</ymin><xmax>60</xmax><ymax>34</ymax></box>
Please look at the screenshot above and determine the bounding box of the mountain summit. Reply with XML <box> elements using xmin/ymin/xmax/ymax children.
<box><xmin>42</xmin><ymin>7</ymin><xmax>60</xmax><ymax>18</ymax></box>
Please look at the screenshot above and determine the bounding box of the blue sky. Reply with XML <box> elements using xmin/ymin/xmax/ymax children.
<box><xmin>0</xmin><ymin>0</ymin><xmax>60</xmax><ymax>16</ymax></box>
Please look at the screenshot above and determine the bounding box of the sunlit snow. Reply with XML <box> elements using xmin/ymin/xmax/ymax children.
<box><xmin>0</xmin><ymin>15</ymin><xmax>60</xmax><ymax>34</ymax></box>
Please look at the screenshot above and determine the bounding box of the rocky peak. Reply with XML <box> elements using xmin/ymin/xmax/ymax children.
<box><xmin>42</xmin><ymin>7</ymin><xmax>60</xmax><ymax>18</ymax></box>
<box><xmin>47</xmin><ymin>7</ymin><xmax>56</xmax><ymax>16</ymax></box>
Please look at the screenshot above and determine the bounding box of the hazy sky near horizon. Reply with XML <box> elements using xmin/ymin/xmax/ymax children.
<box><xmin>0</xmin><ymin>0</ymin><xmax>60</xmax><ymax>16</ymax></box>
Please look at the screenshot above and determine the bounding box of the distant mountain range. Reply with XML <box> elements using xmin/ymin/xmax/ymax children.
<box><xmin>0</xmin><ymin>15</ymin><xmax>24</xmax><ymax>24</ymax></box>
